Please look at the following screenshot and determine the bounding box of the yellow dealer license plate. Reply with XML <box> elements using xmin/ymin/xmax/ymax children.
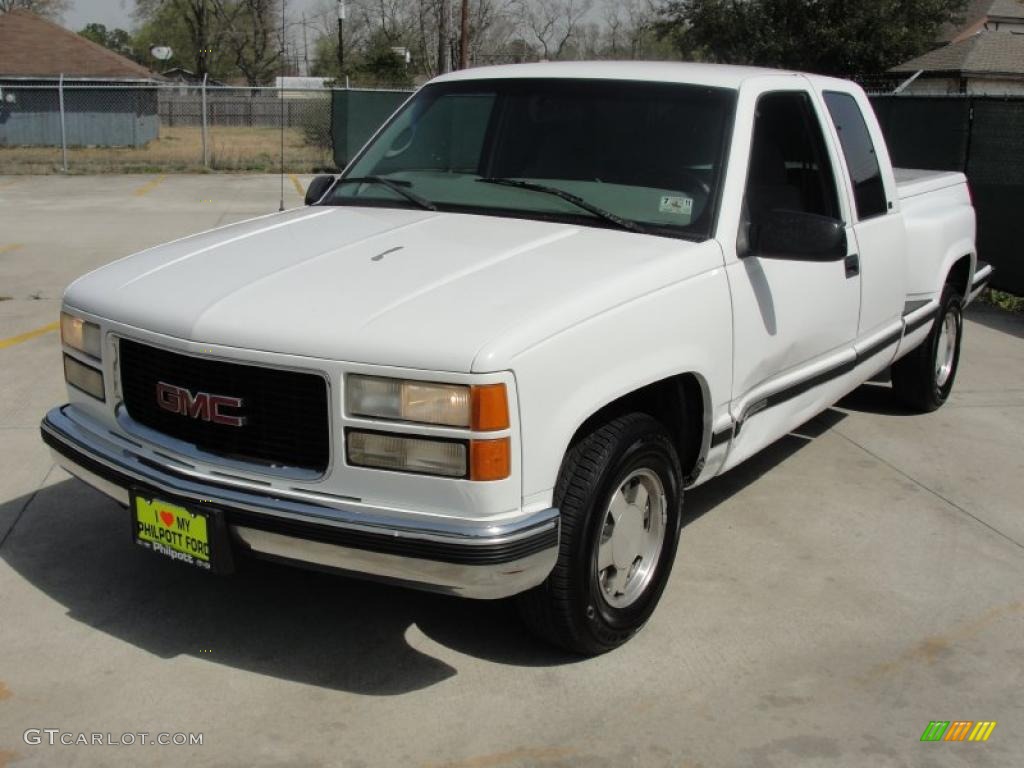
<box><xmin>132</xmin><ymin>493</ymin><xmax>213</xmax><ymax>571</ymax></box>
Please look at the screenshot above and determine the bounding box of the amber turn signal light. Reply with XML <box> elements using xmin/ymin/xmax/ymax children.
<box><xmin>470</xmin><ymin>437</ymin><xmax>511</xmax><ymax>481</ymax></box>
<box><xmin>471</xmin><ymin>384</ymin><xmax>509</xmax><ymax>431</ymax></box>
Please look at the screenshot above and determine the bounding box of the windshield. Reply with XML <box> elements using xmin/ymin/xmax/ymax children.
<box><xmin>325</xmin><ymin>78</ymin><xmax>737</xmax><ymax>240</ymax></box>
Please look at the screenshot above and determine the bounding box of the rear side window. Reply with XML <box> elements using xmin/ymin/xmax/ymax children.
<box><xmin>824</xmin><ymin>92</ymin><xmax>888</xmax><ymax>220</ymax></box>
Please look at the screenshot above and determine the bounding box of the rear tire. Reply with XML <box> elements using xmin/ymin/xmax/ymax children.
<box><xmin>516</xmin><ymin>413</ymin><xmax>683</xmax><ymax>655</ymax></box>
<box><xmin>892</xmin><ymin>284</ymin><xmax>963</xmax><ymax>412</ymax></box>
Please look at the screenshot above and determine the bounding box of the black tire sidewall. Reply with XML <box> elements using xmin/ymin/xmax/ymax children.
<box><xmin>930</xmin><ymin>288</ymin><xmax>964</xmax><ymax>406</ymax></box>
<box><xmin>565</xmin><ymin>422</ymin><xmax>682</xmax><ymax>646</ymax></box>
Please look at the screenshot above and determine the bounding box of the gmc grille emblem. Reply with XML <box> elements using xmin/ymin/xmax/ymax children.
<box><xmin>155</xmin><ymin>381</ymin><xmax>246</xmax><ymax>427</ymax></box>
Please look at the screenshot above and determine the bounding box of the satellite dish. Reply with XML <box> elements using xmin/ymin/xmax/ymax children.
<box><xmin>150</xmin><ymin>46</ymin><xmax>173</xmax><ymax>61</ymax></box>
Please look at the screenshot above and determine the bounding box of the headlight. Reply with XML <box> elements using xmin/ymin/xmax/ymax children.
<box><xmin>63</xmin><ymin>354</ymin><xmax>105</xmax><ymax>401</ymax></box>
<box><xmin>347</xmin><ymin>375</ymin><xmax>508</xmax><ymax>430</ymax></box>
<box><xmin>60</xmin><ymin>312</ymin><xmax>102</xmax><ymax>359</ymax></box>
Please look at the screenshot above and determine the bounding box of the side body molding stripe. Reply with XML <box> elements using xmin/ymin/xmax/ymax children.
<box><xmin>725</xmin><ymin>309</ymin><xmax>933</xmax><ymax>440</ymax></box>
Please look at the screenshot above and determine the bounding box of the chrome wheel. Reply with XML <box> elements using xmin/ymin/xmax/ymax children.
<box><xmin>935</xmin><ymin>309</ymin><xmax>959</xmax><ymax>388</ymax></box>
<box><xmin>596</xmin><ymin>468</ymin><xmax>667</xmax><ymax>609</ymax></box>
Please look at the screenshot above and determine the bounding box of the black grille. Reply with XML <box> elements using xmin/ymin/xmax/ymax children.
<box><xmin>119</xmin><ymin>339</ymin><xmax>330</xmax><ymax>472</ymax></box>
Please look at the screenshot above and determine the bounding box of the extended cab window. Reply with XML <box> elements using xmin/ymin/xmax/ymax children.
<box><xmin>742</xmin><ymin>91</ymin><xmax>840</xmax><ymax>235</ymax></box>
<box><xmin>824</xmin><ymin>92</ymin><xmax>888</xmax><ymax>220</ymax></box>
<box><xmin>327</xmin><ymin>79</ymin><xmax>736</xmax><ymax>240</ymax></box>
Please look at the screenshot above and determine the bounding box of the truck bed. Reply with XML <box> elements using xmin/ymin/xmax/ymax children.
<box><xmin>895</xmin><ymin>165</ymin><xmax>975</xmax><ymax>303</ymax></box>
<box><xmin>895</xmin><ymin>167</ymin><xmax>967</xmax><ymax>200</ymax></box>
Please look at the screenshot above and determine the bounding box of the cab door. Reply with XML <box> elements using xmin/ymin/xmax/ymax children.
<box><xmin>820</xmin><ymin>88</ymin><xmax>907</xmax><ymax>340</ymax></box>
<box><xmin>719</xmin><ymin>85</ymin><xmax>861</xmax><ymax>469</ymax></box>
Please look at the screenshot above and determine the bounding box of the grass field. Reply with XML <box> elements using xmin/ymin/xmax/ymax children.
<box><xmin>0</xmin><ymin>126</ymin><xmax>333</xmax><ymax>174</ymax></box>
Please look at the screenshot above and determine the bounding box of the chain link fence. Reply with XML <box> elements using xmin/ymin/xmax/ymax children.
<box><xmin>0</xmin><ymin>81</ymin><xmax>414</xmax><ymax>175</ymax></box>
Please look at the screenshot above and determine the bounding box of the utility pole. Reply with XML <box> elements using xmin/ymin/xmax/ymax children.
<box><xmin>302</xmin><ymin>13</ymin><xmax>309</xmax><ymax>76</ymax></box>
<box><xmin>437</xmin><ymin>0</ymin><xmax>449</xmax><ymax>75</ymax></box>
<box><xmin>459</xmin><ymin>0</ymin><xmax>469</xmax><ymax>69</ymax></box>
<box><xmin>337</xmin><ymin>0</ymin><xmax>346</xmax><ymax>78</ymax></box>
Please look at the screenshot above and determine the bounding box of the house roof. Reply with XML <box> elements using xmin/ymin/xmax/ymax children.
<box><xmin>0</xmin><ymin>9</ymin><xmax>156</xmax><ymax>80</ymax></box>
<box><xmin>892</xmin><ymin>30</ymin><xmax>1024</xmax><ymax>76</ymax></box>
<box><xmin>160</xmin><ymin>67</ymin><xmax>228</xmax><ymax>86</ymax></box>
<box><xmin>939</xmin><ymin>0</ymin><xmax>1024</xmax><ymax>43</ymax></box>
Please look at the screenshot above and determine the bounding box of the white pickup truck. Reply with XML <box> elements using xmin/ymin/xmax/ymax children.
<box><xmin>43</xmin><ymin>62</ymin><xmax>992</xmax><ymax>654</ymax></box>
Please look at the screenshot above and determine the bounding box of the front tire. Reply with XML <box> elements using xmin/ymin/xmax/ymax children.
<box><xmin>892</xmin><ymin>284</ymin><xmax>964</xmax><ymax>412</ymax></box>
<box><xmin>517</xmin><ymin>413</ymin><xmax>683</xmax><ymax>655</ymax></box>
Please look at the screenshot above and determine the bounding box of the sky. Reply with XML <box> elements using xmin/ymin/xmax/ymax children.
<box><xmin>62</xmin><ymin>0</ymin><xmax>327</xmax><ymax>33</ymax></box>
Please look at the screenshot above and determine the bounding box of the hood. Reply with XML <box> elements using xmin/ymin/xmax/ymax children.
<box><xmin>65</xmin><ymin>206</ymin><xmax>712</xmax><ymax>372</ymax></box>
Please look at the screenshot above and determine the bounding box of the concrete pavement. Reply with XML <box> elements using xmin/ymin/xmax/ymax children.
<box><xmin>0</xmin><ymin>175</ymin><xmax>1022</xmax><ymax>767</ymax></box>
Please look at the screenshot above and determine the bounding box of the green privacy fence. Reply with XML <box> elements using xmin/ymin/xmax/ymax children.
<box><xmin>331</xmin><ymin>88</ymin><xmax>414</xmax><ymax>171</ymax></box>
<box><xmin>870</xmin><ymin>95</ymin><xmax>1024</xmax><ymax>295</ymax></box>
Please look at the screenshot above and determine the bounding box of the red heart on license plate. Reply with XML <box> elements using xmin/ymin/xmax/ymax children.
<box><xmin>159</xmin><ymin>510</ymin><xmax>174</xmax><ymax>527</ymax></box>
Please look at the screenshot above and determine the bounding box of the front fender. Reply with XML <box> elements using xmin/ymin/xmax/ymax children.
<box><xmin>507</xmin><ymin>262</ymin><xmax>734</xmax><ymax>504</ymax></box>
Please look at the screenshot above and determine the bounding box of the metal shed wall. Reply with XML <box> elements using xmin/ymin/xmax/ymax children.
<box><xmin>0</xmin><ymin>83</ymin><xmax>158</xmax><ymax>147</ymax></box>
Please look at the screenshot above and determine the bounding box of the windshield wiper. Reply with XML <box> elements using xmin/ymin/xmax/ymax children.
<box><xmin>335</xmin><ymin>176</ymin><xmax>437</xmax><ymax>211</ymax></box>
<box><xmin>476</xmin><ymin>177</ymin><xmax>646</xmax><ymax>234</ymax></box>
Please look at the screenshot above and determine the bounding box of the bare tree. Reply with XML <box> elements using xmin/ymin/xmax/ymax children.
<box><xmin>623</xmin><ymin>0</ymin><xmax>658</xmax><ymax>59</ymax></box>
<box><xmin>603</xmin><ymin>0</ymin><xmax>625</xmax><ymax>57</ymax></box>
<box><xmin>353</xmin><ymin>0</ymin><xmax>413</xmax><ymax>44</ymax></box>
<box><xmin>0</xmin><ymin>0</ymin><xmax>70</xmax><ymax>18</ymax></box>
<box><xmin>514</xmin><ymin>0</ymin><xmax>592</xmax><ymax>60</ymax></box>
<box><xmin>469</xmin><ymin>0</ymin><xmax>519</xmax><ymax>65</ymax></box>
<box><xmin>211</xmin><ymin>0</ymin><xmax>281</xmax><ymax>85</ymax></box>
<box><xmin>408</xmin><ymin>0</ymin><xmax>444</xmax><ymax>77</ymax></box>
<box><xmin>308</xmin><ymin>0</ymin><xmax>373</xmax><ymax>65</ymax></box>
<box><xmin>301</xmin><ymin>0</ymin><xmax>671</xmax><ymax>82</ymax></box>
<box><xmin>575</xmin><ymin>19</ymin><xmax>601</xmax><ymax>58</ymax></box>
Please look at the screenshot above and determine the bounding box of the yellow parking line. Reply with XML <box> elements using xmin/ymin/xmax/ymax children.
<box><xmin>0</xmin><ymin>321</ymin><xmax>59</xmax><ymax>350</ymax></box>
<box><xmin>133</xmin><ymin>175</ymin><xmax>167</xmax><ymax>197</ymax></box>
<box><xmin>289</xmin><ymin>174</ymin><xmax>305</xmax><ymax>197</ymax></box>
<box><xmin>0</xmin><ymin>244</ymin><xmax>24</xmax><ymax>255</ymax></box>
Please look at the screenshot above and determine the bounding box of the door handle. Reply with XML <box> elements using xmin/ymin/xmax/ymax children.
<box><xmin>844</xmin><ymin>253</ymin><xmax>860</xmax><ymax>278</ymax></box>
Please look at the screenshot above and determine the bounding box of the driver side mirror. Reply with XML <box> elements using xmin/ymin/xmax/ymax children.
<box><xmin>305</xmin><ymin>175</ymin><xmax>335</xmax><ymax>206</ymax></box>
<box><xmin>751</xmin><ymin>210</ymin><xmax>846</xmax><ymax>261</ymax></box>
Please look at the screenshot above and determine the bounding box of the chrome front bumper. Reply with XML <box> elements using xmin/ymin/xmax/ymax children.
<box><xmin>40</xmin><ymin>405</ymin><xmax>559</xmax><ymax>599</ymax></box>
